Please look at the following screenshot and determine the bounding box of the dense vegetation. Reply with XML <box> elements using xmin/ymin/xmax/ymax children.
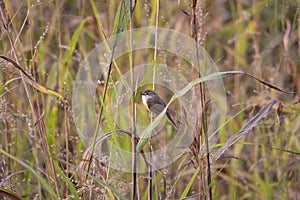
<box><xmin>0</xmin><ymin>0</ymin><xmax>299</xmax><ymax>199</ymax></box>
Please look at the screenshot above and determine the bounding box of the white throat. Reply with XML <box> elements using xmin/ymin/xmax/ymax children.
<box><xmin>142</xmin><ymin>95</ymin><xmax>151</xmax><ymax>108</ymax></box>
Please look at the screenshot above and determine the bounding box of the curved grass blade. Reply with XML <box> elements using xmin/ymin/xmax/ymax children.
<box><xmin>0</xmin><ymin>55</ymin><xmax>63</xmax><ymax>99</ymax></box>
<box><xmin>0</xmin><ymin>149</ymin><xmax>57</xmax><ymax>198</ymax></box>
<box><xmin>58</xmin><ymin>158</ymin><xmax>128</xmax><ymax>200</ymax></box>
<box><xmin>137</xmin><ymin>70</ymin><xmax>291</xmax><ymax>151</ymax></box>
<box><xmin>87</xmin><ymin>129</ymin><xmax>133</xmax><ymax>152</ymax></box>
<box><xmin>137</xmin><ymin>71</ymin><xmax>240</xmax><ymax>151</ymax></box>
<box><xmin>0</xmin><ymin>188</ymin><xmax>22</xmax><ymax>200</ymax></box>
<box><xmin>245</xmin><ymin>72</ymin><xmax>294</xmax><ymax>94</ymax></box>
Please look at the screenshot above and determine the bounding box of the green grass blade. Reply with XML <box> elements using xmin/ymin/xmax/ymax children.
<box><xmin>0</xmin><ymin>188</ymin><xmax>22</xmax><ymax>200</ymax></box>
<box><xmin>0</xmin><ymin>149</ymin><xmax>57</xmax><ymax>199</ymax></box>
<box><xmin>58</xmin><ymin>159</ymin><xmax>128</xmax><ymax>200</ymax></box>
<box><xmin>180</xmin><ymin>167</ymin><xmax>200</xmax><ymax>199</ymax></box>
<box><xmin>52</xmin><ymin>161</ymin><xmax>80</xmax><ymax>199</ymax></box>
<box><xmin>63</xmin><ymin>19</ymin><xmax>86</xmax><ymax>67</ymax></box>
<box><xmin>113</xmin><ymin>0</ymin><xmax>131</xmax><ymax>36</ymax></box>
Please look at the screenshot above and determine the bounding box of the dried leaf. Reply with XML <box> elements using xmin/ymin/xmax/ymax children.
<box><xmin>211</xmin><ymin>99</ymin><xmax>279</xmax><ymax>162</ymax></box>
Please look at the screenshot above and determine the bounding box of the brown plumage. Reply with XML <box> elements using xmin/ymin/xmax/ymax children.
<box><xmin>141</xmin><ymin>90</ymin><xmax>177</xmax><ymax>129</ymax></box>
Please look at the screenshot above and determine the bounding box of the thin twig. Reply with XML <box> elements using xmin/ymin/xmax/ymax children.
<box><xmin>129</xmin><ymin>0</ymin><xmax>138</xmax><ymax>199</ymax></box>
<box><xmin>191</xmin><ymin>0</ymin><xmax>212</xmax><ymax>199</ymax></box>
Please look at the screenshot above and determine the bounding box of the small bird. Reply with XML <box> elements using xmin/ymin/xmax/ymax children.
<box><xmin>141</xmin><ymin>90</ymin><xmax>177</xmax><ymax>129</ymax></box>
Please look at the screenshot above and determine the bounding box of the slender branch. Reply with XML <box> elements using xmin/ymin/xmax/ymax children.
<box><xmin>129</xmin><ymin>0</ymin><xmax>138</xmax><ymax>199</ymax></box>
